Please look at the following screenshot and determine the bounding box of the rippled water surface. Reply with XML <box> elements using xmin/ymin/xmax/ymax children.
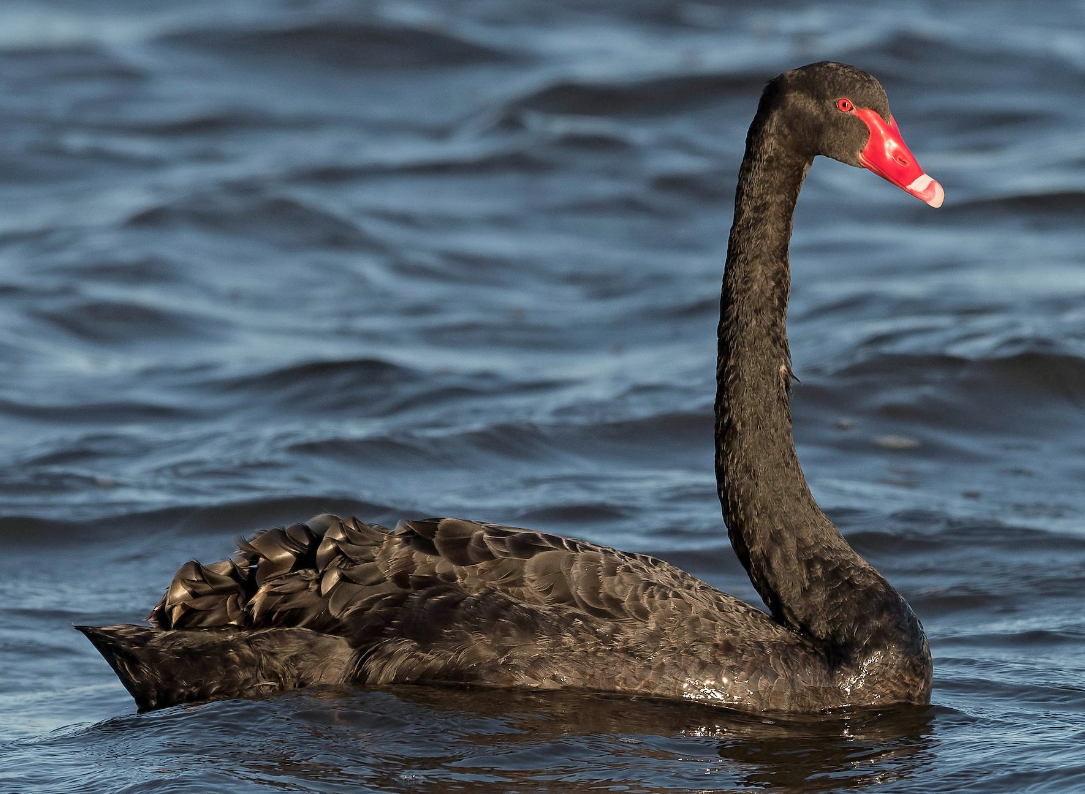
<box><xmin>3</xmin><ymin>1</ymin><xmax>1085</xmax><ymax>792</ymax></box>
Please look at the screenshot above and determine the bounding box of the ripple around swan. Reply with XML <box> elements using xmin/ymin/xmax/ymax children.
<box><xmin>0</xmin><ymin>687</ymin><xmax>945</xmax><ymax>794</ymax></box>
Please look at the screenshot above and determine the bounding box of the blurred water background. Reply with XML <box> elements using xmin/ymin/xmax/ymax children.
<box><xmin>1</xmin><ymin>0</ymin><xmax>1085</xmax><ymax>792</ymax></box>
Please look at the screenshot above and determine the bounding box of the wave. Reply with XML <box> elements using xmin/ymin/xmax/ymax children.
<box><xmin>513</xmin><ymin>502</ymin><xmax>630</xmax><ymax>523</ymax></box>
<box><xmin>210</xmin><ymin>357</ymin><xmax>421</xmax><ymax>413</ymax></box>
<box><xmin>32</xmin><ymin>299</ymin><xmax>209</xmax><ymax>344</ymax></box>
<box><xmin>102</xmin><ymin>108</ymin><xmax>296</xmax><ymax>137</ymax></box>
<box><xmin>0</xmin><ymin>495</ymin><xmax>399</xmax><ymax>548</ymax></box>
<box><xmin>0</xmin><ymin>43</ymin><xmax>144</xmax><ymax>82</ymax></box>
<box><xmin>0</xmin><ymin>398</ymin><xmax>195</xmax><ymax>423</ymax></box>
<box><xmin>650</xmin><ymin>169</ymin><xmax>732</xmax><ymax>202</ymax></box>
<box><xmin>547</xmin><ymin>129</ymin><xmax>635</xmax><ymax>153</ymax></box>
<box><xmin>287</xmin><ymin>405</ymin><xmax>708</xmax><ymax>470</ymax></box>
<box><xmin>126</xmin><ymin>190</ymin><xmax>386</xmax><ymax>252</ymax></box>
<box><xmin>210</xmin><ymin>358</ymin><xmax>560</xmax><ymax>419</ymax></box>
<box><xmin>500</xmin><ymin>70</ymin><xmax>765</xmax><ymax>119</ymax></box>
<box><xmin>68</xmin><ymin>255</ymin><xmax>184</xmax><ymax>285</ymax></box>
<box><xmin>585</xmin><ymin>410</ymin><xmax>710</xmax><ymax>450</ymax></box>
<box><xmin>551</xmin><ymin>191</ymin><xmax>666</xmax><ymax>217</ymax></box>
<box><xmin>292</xmin><ymin>148</ymin><xmax>552</xmax><ymax>184</ymax></box>
<box><xmin>286</xmin><ymin>435</ymin><xmax>438</xmax><ymax>468</ymax></box>
<box><xmin>834</xmin><ymin>350</ymin><xmax>1085</xmax><ymax>408</ymax></box>
<box><xmin>160</xmin><ymin>20</ymin><xmax>517</xmax><ymax>69</ymax></box>
<box><xmin>287</xmin><ymin>421</ymin><xmax>573</xmax><ymax>469</ymax></box>
<box><xmin>944</xmin><ymin>190</ymin><xmax>1085</xmax><ymax>217</ymax></box>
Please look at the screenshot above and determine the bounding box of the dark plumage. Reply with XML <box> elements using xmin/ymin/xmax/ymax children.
<box><xmin>80</xmin><ymin>62</ymin><xmax>934</xmax><ymax>713</ymax></box>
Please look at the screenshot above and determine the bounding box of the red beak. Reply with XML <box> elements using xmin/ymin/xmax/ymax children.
<box><xmin>855</xmin><ymin>108</ymin><xmax>943</xmax><ymax>208</ymax></box>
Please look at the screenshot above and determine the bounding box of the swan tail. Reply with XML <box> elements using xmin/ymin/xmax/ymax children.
<box><xmin>147</xmin><ymin>557</ymin><xmax>254</xmax><ymax>629</ymax></box>
<box><xmin>148</xmin><ymin>513</ymin><xmax>388</xmax><ymax>632</ymax></box>
<box><xmin>76</xmin><ymin>624</ymin><xmax>354</xmax><ymax>710</ymax></box>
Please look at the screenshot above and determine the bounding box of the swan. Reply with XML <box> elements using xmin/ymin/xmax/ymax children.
<box><xmin>79</xmin><ymin>62</ymin><xmax>940</xmax><ymax>713</ymax></box>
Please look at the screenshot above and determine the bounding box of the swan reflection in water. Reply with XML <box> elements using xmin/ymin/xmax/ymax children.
<box><xmin>129</xmin><ymin>686</ymin><xmax>936</xmax><ymax>793</ymax></box>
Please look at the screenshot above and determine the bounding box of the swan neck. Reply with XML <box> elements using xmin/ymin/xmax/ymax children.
<box><xmin>715</xmin><ymin>103</ymin><xmax>887</xmax><ymax>651</ymax></box>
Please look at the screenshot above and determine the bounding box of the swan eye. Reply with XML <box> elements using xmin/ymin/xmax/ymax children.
<box><xmin>836</xmin><ymin>98</ymin><xmax>853</xmax><ymax>112</ymax></box>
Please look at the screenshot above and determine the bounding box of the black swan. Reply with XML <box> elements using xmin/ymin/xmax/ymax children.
<box><xmin>79</xmin><ymin>62</ymin><xmax>940</xmax><ymax>713</ymax></box>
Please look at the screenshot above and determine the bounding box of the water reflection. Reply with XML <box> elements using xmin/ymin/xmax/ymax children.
<box><xmin>65</xmin><ymin>686</ymin><xmax>935</xmax><ymax>793</ymax></box>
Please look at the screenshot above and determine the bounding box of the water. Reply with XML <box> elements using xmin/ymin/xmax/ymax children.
<box><xmin>1</xmin><ymin>0</ymin><xmax>1084</xmax><ymax>791</ymax></box>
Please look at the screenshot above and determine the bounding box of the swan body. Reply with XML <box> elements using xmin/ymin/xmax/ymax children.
<box><xmin>80</xmin><ymin>62</ymin><xmax>938</xmax><ymax>713</ymax></box>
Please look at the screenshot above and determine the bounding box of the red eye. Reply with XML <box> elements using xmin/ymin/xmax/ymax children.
<box><xmin>836</xmin><ymin>98</ymin><xmax>853</xmax><ymax>112</ymax></box>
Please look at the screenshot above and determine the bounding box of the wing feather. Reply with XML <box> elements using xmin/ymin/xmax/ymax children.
<box><xmin>147</xmin><ymin>512</ymin><xmax>830</xmax><ymax>709</ymax></box>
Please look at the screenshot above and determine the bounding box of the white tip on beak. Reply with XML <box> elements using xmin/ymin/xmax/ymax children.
<box><xmin>906</xmin><ymin>174</ymin><xmax>944</xmax><ymax>208</ymax></box>
<box><xmin>926</xmin><ymin>180</ymin><xmax>945</xmax><ymax>209</ymax></box>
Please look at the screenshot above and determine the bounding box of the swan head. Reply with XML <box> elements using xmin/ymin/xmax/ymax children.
<box><xmin>767</xmin><ymin>62</ymin><xmax>943</xmax><ymax>208</ymax></box>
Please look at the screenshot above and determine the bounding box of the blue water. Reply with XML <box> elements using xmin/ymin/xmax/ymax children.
<box><xmin>2</xmin><ymin>1</ymin><xmax>1085</xmax><ymax>791</ymax></box>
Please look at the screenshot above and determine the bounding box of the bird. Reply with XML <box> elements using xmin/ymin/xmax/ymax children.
<box><xmin>79</xmin><ymin>62</ymin><xmax>940</xmax><ymax>713</ymax></box>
